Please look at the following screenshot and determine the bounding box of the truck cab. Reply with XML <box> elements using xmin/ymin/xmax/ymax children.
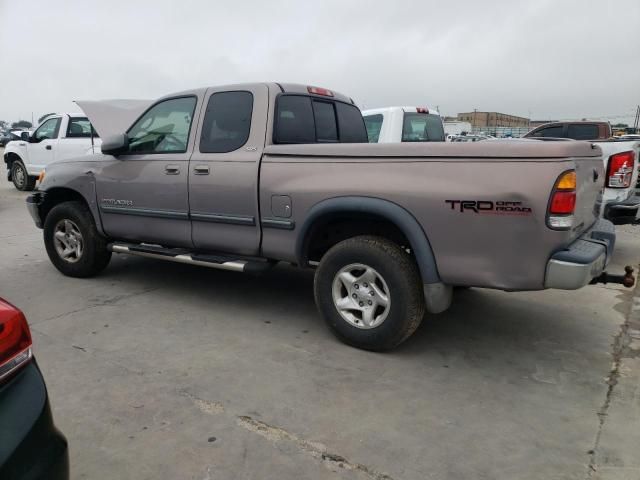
<box><xmin>362</xmin><ymin>107</ymin><xmax>445</xmax><ymax>143</ymax></box>
<box><xmin>3</xmin><ymin>113</ymin><xmax>99</xmax><ymax>191</ymax></box>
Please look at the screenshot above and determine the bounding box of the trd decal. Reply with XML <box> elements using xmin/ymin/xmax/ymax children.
<box><xmin>445</xmin><ymin>200</ymin><xmax>532</xmax><ymax>215</ymax></box>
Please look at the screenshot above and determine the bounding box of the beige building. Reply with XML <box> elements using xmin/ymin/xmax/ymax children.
<box><xmin>457</xmin><ymin>111</ymin><xmax>529</xmax><ymax>129</ymax></box>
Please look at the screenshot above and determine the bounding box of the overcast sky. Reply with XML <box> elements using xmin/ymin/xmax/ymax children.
<box><xmin>1</xmin><ymin>0</ymin><xmax>638</xmax><ymax>125</ymax></box>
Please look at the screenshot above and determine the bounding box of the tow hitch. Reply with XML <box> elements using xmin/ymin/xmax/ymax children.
<box><xmin>590</xmin><ymin>266</ymin><xmax>636</xmax><ymax>288</ymax></box>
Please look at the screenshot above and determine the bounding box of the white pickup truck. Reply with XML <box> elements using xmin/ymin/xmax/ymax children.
<box><xmin>3</xmin><ymin>113</ymin><xmax>100</xmax><ymax>191</ymax></box>
<box><xmin>595</xmin><ymin>139</ymin><xmax>640</xmax><ymax>224</ymax></box>
<box><xmin>362</xmin><ymin>107</ymin><xmax>445</xmax><ymax>143</ymax></box>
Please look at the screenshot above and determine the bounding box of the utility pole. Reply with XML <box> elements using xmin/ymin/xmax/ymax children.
<box><xmin>473</xmin><ymin>108</ymin><xmax>477</xmax><ymax>133</ymax></box>
<box><xmin>634</xmin><ymin>105</ymin><xmax>640</xmax><ymax>133</ymax></box>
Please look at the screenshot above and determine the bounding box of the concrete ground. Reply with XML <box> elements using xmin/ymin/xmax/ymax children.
<box><xmin>0</xmin><ymin>150</ymin><xmax>639</xmax><ymax>480</ymax></box>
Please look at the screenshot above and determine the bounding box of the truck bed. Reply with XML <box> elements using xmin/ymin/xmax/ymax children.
<box><xmin>260</xmin><ymin>140</ymin><xmax>604</xmax><ymax>290</ymax></box>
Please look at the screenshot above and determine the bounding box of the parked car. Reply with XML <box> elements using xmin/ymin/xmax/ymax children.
<box><xmin>450</xmin><ymin>134</ymin><xmax>490</xmax><ymax>142</ymax></box>
<box><xmin>524</xmin><ymin>121</ymin><xmax>612</xmax><ymax>140</ymax></box>
<box><xmin>0</xmin><ymin>130</ymin><xmax>25</xmax><ymax>147</ymax></box>
<box><xmin>3</xmin><ymin>113</ymin><xmax>101</xmax><ymax>191</ymax></box>
<box><xmin>26</xmin><ymin>82</ymin><xmax>631</xmax><ymax>351</ymax></box>
<box><xmin>594</xmin><ymin>138</ymin><xmax>640</xmax><ymax>224</ymax></box>
<box><xmin>362</xmin><ymin>107</ymin><xmax>445</xmax><ymax>143</ymax></box>
<box><xmin>618</xmin><ymin>134</ymin><xmax>640</xmax><ymax>141</ymax></box>
<box><xmin>0</xmin><ymin>298</ymin><xmax>69</xmax><ymax>479</ymax></box>
<box><xmin>524</xmin><ymin>121</ymin><xmax>639</xmax><ymax>225</ymax></box>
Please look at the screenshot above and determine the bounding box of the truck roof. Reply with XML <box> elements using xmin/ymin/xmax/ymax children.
<box><xmin>159</xmin><ymin>83</ymin><xmax>355</xmax><ymax>105</ymax></box>
<box><xmin>362</xmin><ymin>106</ymin><xmax>440</xmax><ymax>116</ymax></box>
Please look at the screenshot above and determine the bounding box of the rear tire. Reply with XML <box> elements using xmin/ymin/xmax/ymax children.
<box><xmin>43</xmin><ymin>201</ymin><xmax>111</xmax><ymax>277</ymax></box>
<box><xmin>11</xmin><ymin>160</ymin><xmax>36</xmax><ymax>191</ymax></box>
<box><xmin>314</xmin><ymin>235</ymin><xmax>425</xmax><ymax>351</ymax></box>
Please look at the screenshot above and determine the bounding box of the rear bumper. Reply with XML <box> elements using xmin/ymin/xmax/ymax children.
<box><xmin>603</xmin><ymin>195</ymin><xmax>640</xmax><ymax>225</ymax></box>
<box><xmin>544</xmin><ymin>219</ymin><xmax>615</xmax><ymax>290</ymax></box>
<box><xmin>0</xmin><ymin>362</ymin><xmax>69</xmax><ymax>480</ymax></box>
<box><xmin>26</xmin><ymin>191</ymin><xmax>45</xmax><ymax>229</ymax></box>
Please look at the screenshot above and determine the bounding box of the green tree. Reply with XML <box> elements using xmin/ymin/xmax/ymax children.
<box><xmin>11</xmin><ymin>120</ymin><xmax>33</xmax><ymax>129</ymax></box>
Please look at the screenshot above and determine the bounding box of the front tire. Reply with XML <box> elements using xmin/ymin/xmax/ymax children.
<box><xmin>314</xmin><ymin>235</ymin><xmax>425</xmax><ymax>351</ymax></box>
<box><xmin>43</xmin><ymin>201</ymin><xmax>112</xmax><ymax>277</ymax></box>
<box><xmin>11</xmin><ymin>160</ymin><xmax>36</xmax><ymax>191</ymax></box>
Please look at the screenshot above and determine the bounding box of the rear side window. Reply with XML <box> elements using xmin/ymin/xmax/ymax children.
<box><xmin>336</xmin><ymin>103</ymin><xmax>367</xmax><ymax>143</ymax></box>
<box><xmin>200</xmin><ymin>91</ymin><xmax>253</xmax><ymax>153</ymax></box>
<box><xmin>531</xmin><ymin>125</ymin><xmax>564</xmax><ymax>138</ymax></box>
<box><xmin>66</xmin><ymin>117</ymin><xmax>98</xmax><ymax>138</ymax></box>
<box><xmin>275</xmin><ymin>95</ymin><xmax>367</xmax><ymax>144</ymax></box>
<box><xmin>364</xmin><ymin>115</ymin><xmax>383</xmax><ymax>143</ymax></box>
<box><xmin>402</xmin><ymin>113</ymin><xmax>445</xmax><ymax>142</ymax></box>
<box><xmin>312</xmin><ymin>101</ymin><xmax>338</xmax><ymax>142</ymax></box>
<box><xmin>567</xmin><ymin>124</ymin><xmax>599</xmax><ymax>140</ymax></box>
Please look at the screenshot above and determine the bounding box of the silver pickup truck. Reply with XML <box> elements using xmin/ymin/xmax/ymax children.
<box><xmin>26</xmin><ymin>83</ymin><xmax>632</xmax><ymax>350</ymax></box>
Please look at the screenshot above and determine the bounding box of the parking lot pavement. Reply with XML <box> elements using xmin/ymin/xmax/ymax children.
<box><xmin>0</xmin><ymin>154</ymin><xmax>639</xmax><ymax>480</ymax></box>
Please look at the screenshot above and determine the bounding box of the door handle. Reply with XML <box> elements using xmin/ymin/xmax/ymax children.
<box><xmin>193</xmin><ymin>165</ymin><xmax>210</xmax><ymax>175</ymax></box>
<box><xmin>45</xmin><ymin>145</ymin><xmax>52</xmax><ymax>150</ymax></box>
<box><xmin>164</xmin><ymin>165</ymin><xmax>180</xmax><ymax>175</ymax></box>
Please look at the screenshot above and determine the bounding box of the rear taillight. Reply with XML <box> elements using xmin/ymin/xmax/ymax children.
<box><xmin>606</xmin><ymin>151</ymin><xmax>635</xmax><ymax>188</ymax></box>
<box><xmin>416</xmin><ymin>107</ymin><xmax>430</xmax><ymax>114</ymax></box>
<box><xmin>548</xmin><ymin>170</ymin><xmax>576</xmax><ymax>230</ymax></box>
<box><xmin>0</xmin><ymin>299</ymin><xmax>32</xmax><ymax>382</ymax></box>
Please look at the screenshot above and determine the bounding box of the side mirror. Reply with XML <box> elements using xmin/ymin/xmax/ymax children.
<box><xmin>101</xmin><ymin>133</ymin><xmax>129</xmax><ymax>156</ymax></box>
<box><xmin>20</xmin><ymin>132</ymin><xmax>30</xmax><ymax>141</ymax></box>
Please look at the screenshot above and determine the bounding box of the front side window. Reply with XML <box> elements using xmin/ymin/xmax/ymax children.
<box><xmin>401</xmin><ymin>113</ymin><xmax>445</xmax><ymax>142</ymax></box>
<box><xmin>34</xmin><ymin>117</ymin><xmax>61</xmax><ymax>142</ymax></box>
<box><xmin>66</xmin><ymin>117</ymin><xmax>98</xmax><ymax>138</ymax></box>
<box><xmin>364</xmin><ymin>114</ymin><xmax>384</xmax><ymax>143</ymax></box>
<box><xmin>127</xmin><ymin>96</ymin><xmax>197</xmax><ymax>154</ymax></box>
<box><xmin>200</xmin><ymin>91</ymin><xmax>253</xmax><ymax>153</ymax></box>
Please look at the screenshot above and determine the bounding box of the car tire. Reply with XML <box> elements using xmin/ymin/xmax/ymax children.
<box><xmin>11</xmin><ymin>160</ymin><xmax>36</xmax><ymax>191</ymax></box>
<box><xmin>314</xmin><ymin>235</ymin><xmax>425</xmax><ymax>351</ymax></box>
<box><xmin>43</xmin><ymin>201</ymin><xmax>112</xmax><ymax>277</ymax></box>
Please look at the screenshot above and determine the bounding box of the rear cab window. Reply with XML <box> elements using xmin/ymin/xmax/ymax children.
<box><xmin>274</xmin><ymin>94</ymin><xmax>367</xmax><ymax>144</ymax></box>
<box><xmin>567</xmin><ymin>124</ymin><xmax>599</xmax><ymax>140</ymax></box>
<box><xmin>402</xmin><ymin>113</ymin><xmax>445</xmax><ymax>142</ymax></box>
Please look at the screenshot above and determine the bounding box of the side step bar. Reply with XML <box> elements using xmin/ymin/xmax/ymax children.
<box><xmin>108</xmin><ymin>243</ymin><xmax>274</xmax><ymax>273</ymax></box>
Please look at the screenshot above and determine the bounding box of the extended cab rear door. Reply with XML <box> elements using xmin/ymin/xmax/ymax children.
<box><xmin>188</xmin><ymin>84</ymin><xmax>269</xmax><ymax>256</ymax></box>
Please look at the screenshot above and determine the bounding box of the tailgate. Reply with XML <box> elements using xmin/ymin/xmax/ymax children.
<box><xmin>572</xmin><ymin>154</ymin><xmax>603</xmax><ymax>239</ymax></box>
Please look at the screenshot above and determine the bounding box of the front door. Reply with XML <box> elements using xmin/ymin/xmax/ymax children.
<box><xmin>95</xmin><ymin>95</ymin><xmax>201</xmax><ymax>248</ymax></box>
<box><xmin>188</xmin><ymin>85</ymin><xmax>267</xmax><ymax>256</ymax></box>
<box><xmin>28</xmin><ymin>116</ymin><xmax>61</xmax><ymax>172</ymax></box>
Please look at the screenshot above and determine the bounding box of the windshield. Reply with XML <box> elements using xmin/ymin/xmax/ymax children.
<box><xmin>402</xmin><ymin>113</ymin><xmax>445</xmax><ymax>142</ymax></box>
